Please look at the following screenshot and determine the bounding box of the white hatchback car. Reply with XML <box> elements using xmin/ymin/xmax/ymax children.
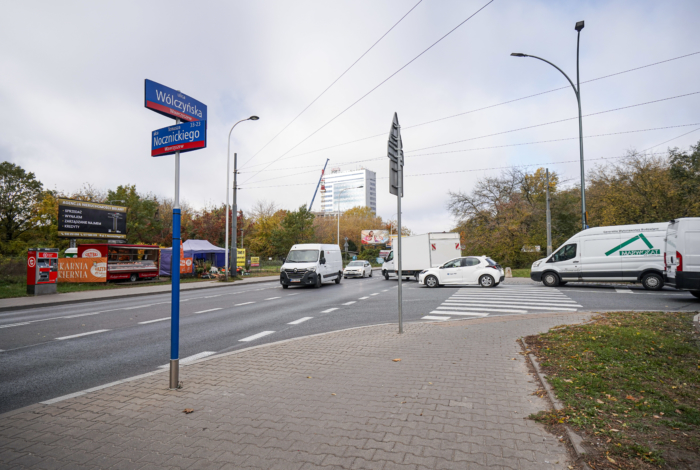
<box><xmin>343</xmin><ymin>260</ymin><xmax>373</xmax><ymax>278</ymax></box>
<box><xmin>418</xmin><ymin>256</ymin><xmax>505</xmax><ymax>288</ymax></box>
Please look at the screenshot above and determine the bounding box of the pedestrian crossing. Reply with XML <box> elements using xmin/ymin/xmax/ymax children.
<box><xmin>421</xmin><ymin>285</ymin><xmax>581</xmax><ymax>322</ymax></box>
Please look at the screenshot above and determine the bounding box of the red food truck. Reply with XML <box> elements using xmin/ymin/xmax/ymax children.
<box><xmin>78</xmin><ymin>244</ymin><xmax>160</xmax><ymax>282</ymax></box>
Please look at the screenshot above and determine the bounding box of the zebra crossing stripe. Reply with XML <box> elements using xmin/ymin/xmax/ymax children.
<box><xmin>430</xmin><ymin>311</ymin><xmax>488</xmax><ymax>316</ymax></box>
<box><xmin>444</xmin><ymin>299</ymin><xmax>581</xmax><ymax>307</ymax></box>
<box><xmin>436</xmin><ymin>306</ymin><xmax>528</xmax><ymax>313</ymax></box>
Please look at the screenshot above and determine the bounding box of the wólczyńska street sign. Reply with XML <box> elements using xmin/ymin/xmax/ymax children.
<box><xmin>144</xmin><ymin>79</ymin><xmax>207</xmax><ymax>122</ymax></box>
<box><xmin>151</xmin><ymin>121</ymin><xmax>207</xmax><ymax>157</ymax></box>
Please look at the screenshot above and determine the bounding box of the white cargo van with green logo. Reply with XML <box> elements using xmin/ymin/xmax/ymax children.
<box><xmin>530</xmin><ymin>222</ymin><xmax>668</xmax><ymax>290</ymax></box>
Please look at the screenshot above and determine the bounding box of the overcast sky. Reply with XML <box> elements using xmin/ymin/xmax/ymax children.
<box><xmin>2</xmin><ymin>0</ymin><xmax>699</xmax><ymax>232</ymax></box>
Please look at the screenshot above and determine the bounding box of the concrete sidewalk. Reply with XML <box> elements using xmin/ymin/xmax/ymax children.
<box><xmin>0</xmin><ymin>276</ymin><xmax>279</xmax><ymax>312</ymax></box>
<box><xmin>0</xmin><ymin>312</ymin><xmax>592</xmax><ymax>470</ymax></box>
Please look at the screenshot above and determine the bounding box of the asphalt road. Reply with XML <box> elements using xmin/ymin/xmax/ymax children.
<box><xmin>1</xmin><ymin>276</ymin><xmax>698</xmax><ymax>414</ymax></box>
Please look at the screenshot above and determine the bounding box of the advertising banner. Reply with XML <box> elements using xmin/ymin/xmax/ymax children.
<box><xmin>237</xmin><ymin>249</ymin><xmax>246</xmax><ymax>268</ymax></box>
<box><xmin>250</xmin><ymin>257</ymin><xmax>260</xmax><ymax>267</ymax></box>
<box><xmin>58</xmin><ymin>257</ymin><xmax>107</xmax><ymax>283</ymax></box>
<box><xmin>144</xmin><ymin>79</ymin><xmax>207</xmax><ymax>122</ymax></box>
<box><xmin>178</xmin><ymin>241</ymin><xmax>193</xmax><ymax>274</ymax></box>
<box><xmin>152</xmin><ymin>121</ymin><xmax>207</xmax><ymax>157</ymax></box>
<box><xmin>58</xmin><ymin>198</ymin><xmax>127</xmax><ymax>239</ymax></box>
<box><xmin>361</xmin><ymin>230</ymin><xmax>390</xmax><ymax>245</ymax></box>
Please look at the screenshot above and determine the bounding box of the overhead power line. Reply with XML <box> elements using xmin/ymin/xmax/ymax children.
<box><xmin>642</xmin><ymin>126</ymin><xmax>700</xmax><ymax>152</ymax></box>
<box><xmin>240</xmin><ymin>0</ymin><xmax>424</xmax><ymax>169</ymax></box>
<box><xmin>241</xmin><ymin>51</ymin><xmax>700</xmax><ymax>169</ymax></box>
<box><xmin>241</xmin><ymin>0</ymin><xmax>496</xmax><ymax>184</ymax></box>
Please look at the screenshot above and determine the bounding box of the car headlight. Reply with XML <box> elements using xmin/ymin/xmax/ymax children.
<box><xmin>532</xmin><ymin>261</ymin><xmax>541</xmax><ymax>268</ymax></box>
<box><xmin>419</xmin><ymin>270</ymin><xmax>427</xmax><ymax>274</ymax></box>
<box><xmin>307</xmin><ymin>267</ymin><xmax>316</xmax><ymax>272</ymax></box>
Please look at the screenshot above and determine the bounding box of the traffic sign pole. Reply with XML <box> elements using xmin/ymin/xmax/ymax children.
<box><xmin>387</xmin><ymin>112</ymin><xmax>404</xmax><ymax>334</ymax></box>
<box><xmin>169</xmin><ymin>119</ymin><xmax>181</xmax><ymax>390</ymax></box>
<box><xmin>397</xmin><ymin>126</ymin><xmax>403</xmax><ymax>334</ymax></box>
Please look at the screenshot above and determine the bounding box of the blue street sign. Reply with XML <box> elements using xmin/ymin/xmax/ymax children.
<box><xmin>144</xmin><ymin>79</ymin><xmax>207</xmax><ymax>122</ymax></box>
<box><xmin>152</xmin><ymin>121</ymin><xmax>206</xmax><ymax>157</ymax></box>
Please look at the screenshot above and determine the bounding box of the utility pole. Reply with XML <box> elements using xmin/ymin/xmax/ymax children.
<box><xmin>546</xmin><ymin>168</ymin><xmax>552</xmax><ymax>256</ymax></box>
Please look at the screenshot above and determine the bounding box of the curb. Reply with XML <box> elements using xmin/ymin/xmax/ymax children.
<box><xmin>0</xmin><ymin>277</ymin><xmax>279</xmax><ymax>312</ymax></box>
<box><xmin>520</xmin><ymin>338</ymin><xmax>592</xmax><ymax>469</ymax></box>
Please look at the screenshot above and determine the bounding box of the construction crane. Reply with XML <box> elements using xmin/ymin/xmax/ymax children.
<box><xmin>308</xmin><ymin>158</ymin><xmax>329</xmax><ymax>212</ymax></box>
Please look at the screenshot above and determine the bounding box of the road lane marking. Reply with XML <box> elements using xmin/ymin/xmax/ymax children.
<box><xmin>55</xmin><ymin>330</ymin><xmax>110</xmax><ymax>341</ymax></box>
<box><xmin>288</xmin><ymin>317</ymin><xmax>313</xmax><ymax>325</ymax></box>
<box><xmin>235</xmin><ymin>302</ymin><xmax>255</xmax><ymax>306</ymax></box>
<box><xmin>239</xmin><ymin>331</ymin><xmax>275</xmax><ymax>342</ymax></box>
<box><xmin>444</xmin><ymin>299</ymin><xmax>582</xmax><ymax>307</ymax></box>
<box><xmin>430</xmin><ymin>310</ymin><xmax>489</xmax><ymax>316</ymax></box>
<box><xmin>382</xmin><ymin>289</ymin><xmax>388</xmax><ymax>292</ymax></box>
<box><xmin>615</xmin><ymin>288</ymin><xmax>634</xmax><ymax>293</ymax></box>
<box><xmin>204</xmin><ymin>295</ymin><xmax>221</xmax><ymax>298</ymax></box>
<box><xmin>359</xmin><ymin>296</ymin><xmax>370</xmax><ymax>300</ymax></box>
<box><xmin>0</xmin><ymin>322</ymin><xmax>31</xmax><ymax>329</ymax></box>
<box><xmin>159</xmin><ymin>351</ymin><xmax>216</xmax><ymax>368</ymax></box>
<box><xmin>370</xmin><ymin>293</ymin><xmax>379</xmax><ymax>296</ymax></box>
<box><xmin>436</xmin><ymin>306</ymin><xmax>527</xmax><ymax>313</ymax></box>
<box><xmin>422</xmin><ymin>315</ymin><xmax>451</xmax><ymax>321</ymax></box>
<box><xmin>122</xmin><ymin>305</ymin><xmax>154</xmax><ymax>310</ymax></box>
<box><xmin>443</xmin><ymin>301</ymin><xmax>579</xmax><ymax>311</ymax></box>
<box><xmin>194</xmin><ymin>308</ymin><xmax>222</xmax><ymax>314</ymax></box>
<box><xmin>138</xmin><ymin>317</ymin><xmax>169</xmax><ymax>324</ymax></box>
<box><xmin>287</xmin><ymin>293</ymin><xmax>299</xmax><ymax>296</ymax></box>
<box><xmin>265</xmin><ymin>297</ymin><xmax>281</xmax><ymax>300</ymax></box>
<box><xmin>342</xmin><ymin>301</ymin><xmax>356</xmax><ymax>305</ymax></box>
<box><xmin>321</xmin><ymin>308</ymin><xmax>339</xmax><ymax>313</ymax></box>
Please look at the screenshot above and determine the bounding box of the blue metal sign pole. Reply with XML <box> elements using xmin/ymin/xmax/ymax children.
<box><xmin>169</xmin><ymin>118</ymin><xmax>181</xmax><ymax>390</ymax></box>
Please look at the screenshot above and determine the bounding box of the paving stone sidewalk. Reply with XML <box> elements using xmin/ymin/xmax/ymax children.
<box><xmin>0</xmin><ymin>312</ymin><xmax>592</xmax><ymax>470</ymax></box>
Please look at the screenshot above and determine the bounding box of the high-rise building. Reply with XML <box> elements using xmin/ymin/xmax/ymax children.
<box><xmin>320</xmin><ymin>168</ymin><xmax>377</xmax><ymax>213</ymax></box>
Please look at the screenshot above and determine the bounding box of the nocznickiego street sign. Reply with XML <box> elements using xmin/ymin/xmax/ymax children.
<box><xmin>144</xmin><ymin>79</ymin><xmax>207</xmax><ymax>122</ymax></box>
<box><xmin>151</xmin><ymin>121</ymin><xmax>207</xmax><ymax>157</ymax></box>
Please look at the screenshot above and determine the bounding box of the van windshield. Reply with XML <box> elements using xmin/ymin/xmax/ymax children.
<box><xmin>286</xmin><ymin>250</ymin><xmax>319</xmax><ymax>263</ymax></box>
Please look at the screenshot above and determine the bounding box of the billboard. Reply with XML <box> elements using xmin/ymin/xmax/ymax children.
<box><xmin>361</xmin><ymin>230</ymin><xmax>390</xmax><ymax>245</ymax></box>
<box><xmin>58</xmin><ymin>257</ymin><xmax>107</xmax><ymax>283</ymax></box>
<box><xmin>57</xmin><ymin>199</ymin><xmax>127</xmax><ymax>239</ymax></box>
<box><xmin>152</xmin><ymin>121</ymin><xmax>206</xmax><ymax>157</ymax></box>
<box><xmin>144</xmin><ymin>79</ymin><xmax>207</xmax><ymax>122</ymax></box>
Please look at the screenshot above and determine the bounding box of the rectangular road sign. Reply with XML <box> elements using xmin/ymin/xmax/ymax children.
<box><xmin>152</xmin><ymin>121</ymin><xmax>207</xmax><ymax>157</ymax></box>
<box><xmin>58</xmin><ymin>198</ymin><xmax>127</xmax><ymax>239</ymax></box>
<box><xmin>144</xmin><ymin>79</ymin><xmax>207</xmax><ymax>122</ymax></box>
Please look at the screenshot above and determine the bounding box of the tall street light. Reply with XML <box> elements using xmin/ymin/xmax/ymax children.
<box><xmin>512</xmin><ymin>20</ymin><xmax>587</xmax><ymax>230</ymax></box>
<box><xmin>225</xmin><ymin>116</ymin><xmax>259</xmax><ymax>280</ymax></box>
<box><xmin>336</xmin><ymin>186</ymin><xmax>363</xmax><ymax>245</ymax></box>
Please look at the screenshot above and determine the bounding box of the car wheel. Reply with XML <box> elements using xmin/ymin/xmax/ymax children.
<box><xmin>130</xmin><ymin>274</ymin><xmax>138</xmax><ymax>282</ymax></box>
<box><xmin>425</xmin><ymin>275</ymin><xmax>439</xmax><ymax>288</ymax></box>
<box><xmin>641</xmin><ymin>273</ymin><xmax>663</xmax><ymax>291</ymax></box>
<box><xmin>383</xmin><ymin>271</ymin><xmax>389</xmax><ymax>280</ymax></box>
<box><xmin>363</xmin><ymin>271</ymin><xmax>366</xmax><ymax>278</ymax></box>
<box><xmin>691</xmin><ymin>291</ymin><xmax>700</xmax><ymax>299</ymax></box>
<box><xmin>479</xmin><ymin>274</ymin><xmax>495</xmax><ymax>288</ymax></box>
<box><xmin>542</xmin><ymin>272</ymin><xmax>560</xmax><ymax>287</ymax></box>
<box><xmin>335</xmin><ymin>272</ymin><xmax>341</xmax><ymax>284</ymax></box>
<box><xmin>282</xmin><ymin>284</ymin><xmax>289</xmax><ymax>289</ymax></box>
<box><xmin>369</xmin><ymin>270</ymin><xmax>372</xmax><ymax>277</ymax></box>
<box><xmin>315</xmin><ymin>275</ymin><xmax>322</xmax><ymax>288</ymax></box>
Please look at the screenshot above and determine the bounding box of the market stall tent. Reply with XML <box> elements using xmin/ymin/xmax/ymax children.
<box><xmin>159</xmin><ymin>239</ymin><xmax>226</xmax><ymax>276</ymax></box>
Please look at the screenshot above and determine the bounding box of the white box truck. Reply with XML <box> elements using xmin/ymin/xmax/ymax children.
<box><xmin>664</xmin><ymin>217</ymin><xmax>700</xmax><ymax>298</ymax></box>
<box><xmin>382</xmin><ymin>232</ymin><xmax>461</xmax><ymax>280</ymax></box>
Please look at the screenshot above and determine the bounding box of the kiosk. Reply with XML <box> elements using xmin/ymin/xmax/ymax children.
<box><xmin>27</xmin><ymin>248</ymin><xmax>58</xmax><ymax>295</ymax></box>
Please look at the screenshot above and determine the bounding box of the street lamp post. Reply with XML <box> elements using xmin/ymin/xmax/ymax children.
<box><xmin>511</xmin><ymin>20</ymin><xmax>587</xmax><ymax>230</ymax></box>
<box><xmin>335</xmin><ymin>186</ymin><xmax>364</xmax><ymax>246</ymax></box>
<box><xmin>225</xmin><ymin>116</ymin><xmax>259</xmax><ymax>280</ymax></box>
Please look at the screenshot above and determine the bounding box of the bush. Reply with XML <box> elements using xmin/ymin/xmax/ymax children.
<box><xmin>0</xmin><ymin>257</ymin><xmax>26</xmax><ymax>284</ymax></box>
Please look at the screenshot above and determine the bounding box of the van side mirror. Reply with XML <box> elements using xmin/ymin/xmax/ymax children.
<box><xmin>320</xmin><ymin>257</ymin><xmax>326</xmax><ymax>265</ymax></box>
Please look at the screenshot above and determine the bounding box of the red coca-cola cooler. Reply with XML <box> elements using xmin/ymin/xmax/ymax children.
<box><xmin>27</xmin><ymin>248</ymin><xmax>58</xmax><ymax>295</ymax></box>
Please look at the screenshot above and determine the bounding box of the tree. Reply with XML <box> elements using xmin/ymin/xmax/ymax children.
<box><xmin>246</xmin><ymin>201</ymin><xmax>285</xmax><ymax>258</ymax></box>
<box><xmin>106</xmin><ymin>185</ymin><xmax>162</xmax><ymax>244</ymax></box>
<box><xmin>270</xmin><ymin>205</ymin><xmax>315</xmax><ymax>256</ymax></box>
<box><xmin>669</xmin><ymin>141</ymin><xmax>700</xmax><ymax>217</ymax></box>
<box><xmin>0</xmin><ymin>162</ymin><xmax>44</xmax><ymax>246</ymax></box>
<box><xmin>188</xmin><ymin>204</ymin><xmax>226</xmax><ymax>246</ymax></box>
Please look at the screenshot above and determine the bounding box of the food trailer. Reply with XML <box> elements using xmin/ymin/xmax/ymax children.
<box><xmin>78</xmin><ymin>244</ymin><xmax>160</xmax><ymax>282</ymax></box>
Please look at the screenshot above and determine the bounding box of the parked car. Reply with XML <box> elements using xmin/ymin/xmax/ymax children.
<box><xmin>418</xmin><ymin>256</ymin><xmax>504</xmax><ymax>288</ymax></box>
<box><xmin>664</xmin><ymin>217</ymin><xmax>700</xmax><ymax>298</ymax></box>
<box><xmin>383</xmin><ymin>232</ymin><xmax>461</xmax><ymax>280</ymax></box>
<box><xmin>279</xmin><ymin>244</ymin><xmax>343</xmax><ymax>289</ymax></box>
<box><xmin>530</xmin><ymin>222</ymin><xmax>668</xmax><ymax>290</ymax></box>
<box><xmin>344</xmin><ymin>260</ymin><xmax>372</xmax><ymax>278</ymax></box>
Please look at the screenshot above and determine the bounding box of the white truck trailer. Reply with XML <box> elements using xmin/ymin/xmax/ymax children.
<box><xmin>381</xmin><ymin>232</ymin><xmax>461</xmax><ymax>280</ymax></box>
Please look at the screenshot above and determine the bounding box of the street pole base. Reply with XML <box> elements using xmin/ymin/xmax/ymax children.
<box><xmin>169</xmin><ymin>359</ymin><xmax>179</xmax><ymax>390</ymax></box>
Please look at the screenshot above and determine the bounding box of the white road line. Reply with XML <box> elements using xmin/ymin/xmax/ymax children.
<box><xmin>235</xmin><ymin>302</ymin><xmax>255</xmax><ymax>306</ymax></box>
<box><xmin>430</xmin><ymin>310</ymin><xmax>489</xmax><ymax>316</ymax></box>
<box><xmin>382</xmin><ymin>289</ymin><xmax>388</xmax><ymax>292</ymax></box>
<box><xmin>63</xmin><ymin>311</ymin><xmax>104</xmax><ymax>319</ymax></box>
<box><xmin>445</xmin><ymin>299</ymin><xmax>581</xmax><ymax>307</ymax></box>
<box><xmin>359</xmin><ymin>296</ymin><xmax>370</xmax><ymax>300</ymax></box>
<box><xmin>321</xmin><ymin>308</ymin><xmax>339</xmax><ymax>313</ymax></box>
<box><xmin>239</xmin><ymin>331</ymin><xmax>275</xmax><ymax>342</ymax></box>
<box><xmin>615</xmin><ymin>288</ymin><xmax>634</xmax><ymax>293</ymax></box>
<box><xmin>422</xmin><ymin>315</ymin><xmax>451</xmax><ymax>321</ymax></box>
<box><xmin>453</xmin><ymin>293</ymin><xmax>570</xmax><ymax>298</ymax></box>
<box><xmin>204</xmin><ymin>295</ymin><xmax>221</xmax><ymax>298</ymax></box>
<box><xmin>436</xmin><ymin>306</ymin><xmax>527</xmax><ymax>313</ymax></box>
<box><xmin>342</xmin><ymin>301</ymin><xmax>356</xmax><ymax>305</ymax></box>
<box><xmin>288</xmin><ymin>317</ymin><xmax>313</xmax><ymax>325</ymax></box>
<box><xmin>442</xmin><ymin>302</ymin><xmax>579</xmax><ymax>311</ymax></box>
<box><xmin>370</xmin><ymin>293</ymin><xmax>379</xmax><ymax>296</ymax></box>
<box><xmin>55</xmin><ymin>329</ymin><xmax>110</xmax><ymax>341</ymax></box>
<box><xmin>0</xmin><ymin>322</ymin><xmax>31</xmax><ymax>329</ymax></box>
<box><xmin>138</xmin><ymin>317</ymin><xmax>169</xmax><ymax>324</ymax></box>
<box><xmin>194</xmin><ymin>308</ymin><xmax>222</xmax><ymax>314</ymax></box>
<box><xmin>122</xmin><ymin>304</ymin><xmax>154</xmax><ymax>310</ymax></box>
<box><xmin>287</xmin><ymin>293</ymin><xmax>299</xmax><ymax>296</ymax></box>
<box><xmin>159</xmin><ymin>351</ymin><xmax>216</xmax><ymax>368</ymax></box>
<box><xmin>265</xmin><ymin>297</ymin><xmax>281</xmax><ymax>300</ymax></box>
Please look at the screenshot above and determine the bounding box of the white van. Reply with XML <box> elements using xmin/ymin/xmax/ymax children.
<box><xmin>530</xmin><ymin>222</ymin><xmax>669</xmax><ymax>290</ymax></box>
<box><xmin>664</xmin><ymin>218</ymin><xmax>700</xmax><ymax>298</ymax></box>
<box><xmin>280</xmin><ymin>244</ymin><xmax>343</xmax><ymax>289</ymax></box>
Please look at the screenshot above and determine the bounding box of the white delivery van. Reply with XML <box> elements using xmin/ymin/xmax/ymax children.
<box><xmin>382</xmin><ymin>232</ymin><xmax>461</xmax><ymax>280</ymax></box>
<box><xmin>664</xmin><ymin>218</ymin><xmax>700</xmax><ymax>298</ymax></box>
<box><xmin>530</xmin><ymin>222</ymin><xmax>668</xmax><ymax>290</ymax></box>
<box><xmin>280</xmin><ymin>243</ymin><xmax>343</xmax><ymax>289</ymax></box>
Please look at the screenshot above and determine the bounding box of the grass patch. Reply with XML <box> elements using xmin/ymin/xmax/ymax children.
<box><xmin>527</xmin><ymin>311</ymin><xmax>700</xmax><ymax>469</ymax></box>
<box><xmin>511</xmin><ymin>268</ymin><xmax>530</xmax><ymax>278</ymax></box>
